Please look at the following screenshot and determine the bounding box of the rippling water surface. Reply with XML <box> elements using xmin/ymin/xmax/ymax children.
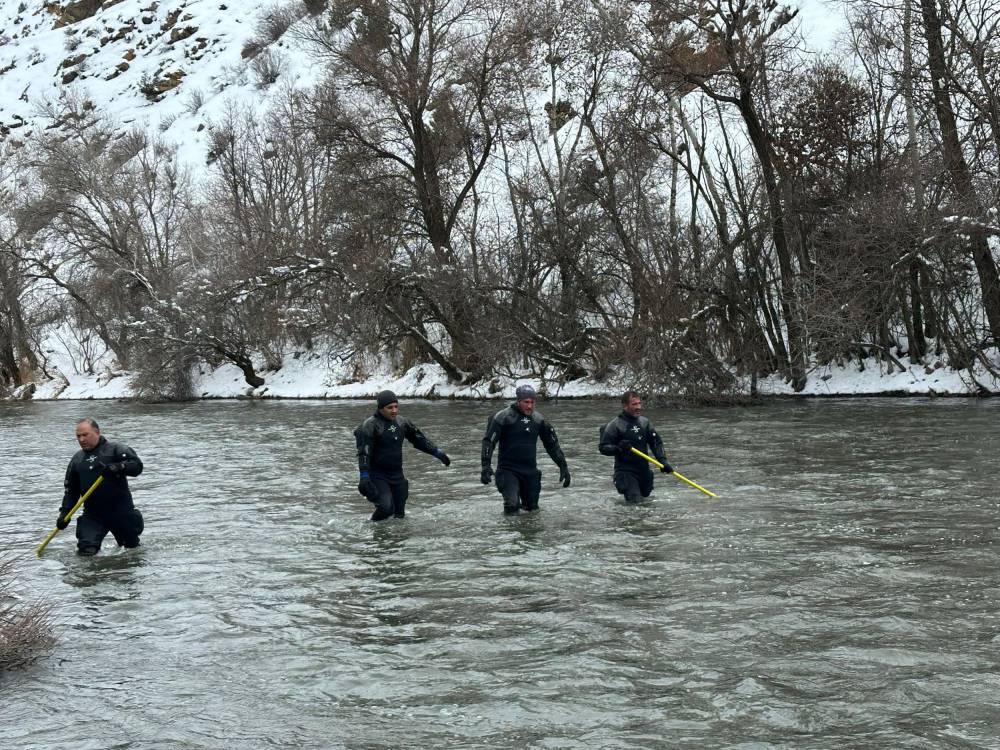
<box><xmin>2</xmin><ymin>398</ymin><xmax>999</xmax><ymax>748</ymax></box>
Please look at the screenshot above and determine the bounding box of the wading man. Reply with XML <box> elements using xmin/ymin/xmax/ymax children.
<box><xmin>57</xmin><ymin>418</ymin><xmax>144</xmax><ymax>555</ymax></box>
<box><xmin>599</xmin><ymin>391</ymin><xmax>672</xmax><ymax>504</ymax></box>
<box><xmin>354</xmin><ymin>390</ymin><xmax>451</xmax><ymax>521</ymax></box>
<box><xmin>480</xmin><ymin>384</ymin><xmax>570</xmax><ymax>515</ymax></box>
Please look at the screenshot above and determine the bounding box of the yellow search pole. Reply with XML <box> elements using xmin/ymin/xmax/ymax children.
<box><xmin>36</xmin><ymin>475</ymin><xmax>105</xmax><ymax>557</ymax></box>
<box><xmin>629</xmin><ymin>447</ymin><xmax>718</xmax><ymax>498</ymax></box>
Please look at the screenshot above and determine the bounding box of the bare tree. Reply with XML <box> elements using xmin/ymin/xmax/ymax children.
<box><xmin>636</xmin><ymin>0</ymin><xmax>809</xmax><ymax>389</ymax></box>
<box><xmin>918</xmin><ymin>0</ymin><xmax>1000</xmax><ymax>345</ymax></box>
<box><xmin>299</xmin><ymin>0</ymin><xmax>537</xmax><ymax>381</ymax></box>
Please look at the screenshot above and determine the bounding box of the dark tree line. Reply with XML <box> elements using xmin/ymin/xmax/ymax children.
<box><xmin>2</xmin><ymin>0</ymin><xmax>998</xmax><ymax>399</ymax></box>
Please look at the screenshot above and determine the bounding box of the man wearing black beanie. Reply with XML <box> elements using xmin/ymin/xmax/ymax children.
<box><xmin>354</xmin><ymin>390</ymin><xmax>451</xmax><ymax>521</ymax></box>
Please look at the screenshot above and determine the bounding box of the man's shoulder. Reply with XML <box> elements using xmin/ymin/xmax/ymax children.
<box><xmin>604</xmin><ymin>414</ymin><xmax>625</xmax><ymax>430</ymax></box>
<box><xmin>355</xmin><ymin>415</ymin><xmax>378</xmax><ymax>433</ymax></box>
<box><xmin>101</xmin><ymin>440</ymin><xmax>138</xmax><ymax>460</ymax></box>
<box><xmin>491</xmin><ymin>405</ymin><xmax>513</xmax><ymax>421</ymax></box>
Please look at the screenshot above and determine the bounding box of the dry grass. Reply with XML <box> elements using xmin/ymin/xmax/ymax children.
<box><xmin>0</xmin><ymin>556</ymin><xmax>54</xmax><ymax>671</ymax></box>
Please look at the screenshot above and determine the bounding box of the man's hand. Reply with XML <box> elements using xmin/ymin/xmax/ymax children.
<box><xmin>358</xmin><ymin>472</ymin><xmax>376</xmax><ymax>499</ymax></box>
<box><xmin>102</xmin><ymin>461</ymin><xmax>127</xmax><ymax>478</ymax></box>
<box><xmin>55</xmin><ymin>513</ymin><xmax>69</xmax><ymax>531</ymax></box>
<box><xmin>435</xmin><ymin>449</ymin><xmax>451</xmax><ymax>467</ymax></box>
<box><xmin>558</xmin><ymin>464</ymin><xmax>571</xmax><ymax>488</ymax></box>
<box><xmin>617</xmin><ymin>440</ymin><xmax>632</xmax><ymax>456</ymax></box>
<box><xmin>480</xmin><ymin>467</ymin><xmax>493</xmax><ymax>485</ymax></box>
<box><xmin>660</xmin><ymin>460</ymin><xmax>673</xmax><ymax>474</ymax></box>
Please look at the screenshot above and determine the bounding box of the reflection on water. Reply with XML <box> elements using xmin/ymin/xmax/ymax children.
<box><xmin>1</xmin><ymin>397</ymin><xmax>998</xmax><ymax>748</ymax></box>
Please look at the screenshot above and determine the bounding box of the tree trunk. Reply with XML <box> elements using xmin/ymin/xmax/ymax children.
<box><xmin>909</xmin><ymin>260</ymin><xmax>927</xmax><ymax>359</ymax></box>
<box><xmin>919</xmin><ymin>0</ymin><xmax>1000</xmax><ymax>344</ymax></box>
<box><xmin>739</xmin><ymin>90</ymin><xmax>808</xmax><ymax>390</ymax></box>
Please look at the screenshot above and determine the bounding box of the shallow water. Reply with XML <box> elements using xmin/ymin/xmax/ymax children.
<box><xmin>1</xmin><ymin>398</ymin><xmax>999</xmax><ymax>748</ymax></box>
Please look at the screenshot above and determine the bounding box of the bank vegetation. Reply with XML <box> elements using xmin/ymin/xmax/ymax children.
<box><xmin>2</xmin><ymin>0</ymin><xmax>999</xmax><ymax>399</ymax></box>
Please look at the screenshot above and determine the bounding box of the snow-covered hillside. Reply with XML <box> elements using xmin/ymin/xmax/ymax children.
<box><xmin>0</xmin><ymin>0</ymin><xmax>321</xmax><ymax>165</ymax></box>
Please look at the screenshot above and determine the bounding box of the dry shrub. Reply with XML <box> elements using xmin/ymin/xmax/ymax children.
<box><xmin>258</xmin><ymin>3</ymin><xmax>305</xmax><ymax>43</ymax></box>
<box><xmin>0</xmin><ymin>556</ymin><xmax>54</xmax><ymax>671</ymax></box>
<box><xmin>250</xmin><ymin>49</ymin><xmax>285</xmax><ymax>87</ymax></box>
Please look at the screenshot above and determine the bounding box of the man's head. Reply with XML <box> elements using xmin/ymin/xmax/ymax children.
<box><xmin>515</xmin><ymin>384</ymin><xmax>536</xmax><ymax>416</ymax></box>
<box><xmin>621</xmin><ymin>390</ymin><xmax>642</xmax><ymax>417</ymax></box>
<box><xmin>376</xmin><ymin>390</ymin><xmax>399</xmax><ymax>419</ymax></box>
<box><xmin>75</xmin><ymin>418</ymin><xmax>101</xmax><ymax>450</ymax></box>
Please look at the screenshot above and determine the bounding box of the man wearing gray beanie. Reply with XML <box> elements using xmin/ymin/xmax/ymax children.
<box><xmin>354</xmin><ymin>390</ymin><xmax>451</xmax><ymax>521</ymax></box>
<box><xmin>480</xmin><ymin>383</ymin><xmax>570</xmax><ymax>514</ymax></box>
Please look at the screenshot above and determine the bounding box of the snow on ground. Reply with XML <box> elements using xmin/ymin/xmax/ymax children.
<box><xmin>757</xmin><ymin>352</ymin><xmax>1000</xmax><ymax>396</ymax></box>
<box><xmin>15</xmin><ymin>345</ymin><xmax>1000</xmax><ymax>401</ymax></box>
<box><xmin>0</xmin><ymin>0</ymin><xmax>321</xmax><ymax>167</ymax></box>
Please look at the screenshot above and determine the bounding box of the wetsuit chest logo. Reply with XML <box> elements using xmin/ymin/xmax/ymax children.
<box><xmin>631</xmin><ymin>425</ymin><xmax>641</xmax><ymax>433</ymax></box>
<box><xmin>387</xmin><ymin>424</ymin><xmax>399</xmax><ymax>440</ymax></box>
<box><xmin>520</xmin><ymin>417</ymin><xmax>531</xmax><ymax>431</ymax></box>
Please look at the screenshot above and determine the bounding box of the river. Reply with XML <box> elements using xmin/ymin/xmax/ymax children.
<box><xmin>1</xmin><ymin>398</ymin><xmax>998</xmax><ymax>748</ymax></box>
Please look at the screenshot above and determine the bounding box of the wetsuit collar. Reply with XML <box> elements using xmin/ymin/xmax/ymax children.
<box><xmin>84</xmin><ymin>435</ymin><xmax>108</xmax><ymax>453</ymax></box>
<box><xmin>620</xmin><ymin>410</ymin><xmax>639</xmax><ymax>422</ymax></box>
<box><xmin>373</xmin><ymin>410</ymin><xmax>395</xmax><ymax>424</ymax></box>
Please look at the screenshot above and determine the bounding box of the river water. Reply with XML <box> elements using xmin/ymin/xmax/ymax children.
<box><xmin>1</xmin><ymin>398</ymin><xmax>998</xmax><ymax>748</ymax></box>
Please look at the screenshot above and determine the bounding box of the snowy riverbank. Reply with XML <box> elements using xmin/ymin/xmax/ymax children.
<box><xmin>11</xmin><ymin>347</ymin><xmax>1000</xmax><ymax>401</ymax></box>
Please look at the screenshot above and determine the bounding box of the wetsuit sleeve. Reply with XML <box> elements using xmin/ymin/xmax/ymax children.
<box><xmin>598</xmin><ymin>420</ymin><xmax>620</xmax><ymax>456</ymax></box>
<box><xmin>646</xmin><ymin>422</ymin><xmax>668</xmax><ymax>465</ymax></box>
<box><xmin>355</xmin><ymin>421</ymin><xmax>374</xmax><ymax>473</ymax></box>
<box><xmin>481</xmin><ymin>413</ymin><xmax>501</xmax><ymax>469</ymax></box>
<box><xmin>539</xmin><ymin>419</ymin><xmax>568</xmax><ymax>468</ymax></box>
<box><xmin>403</xmin><ymin>419</ymin><xmax>439</xmax><ymax>456</ymax></box>
<box><xmin>60</xmin><ymin>459</ymin><xmax>80</xmax><ymax>515</ymax></box>
<box><xmin>111</xmin><ymin>443</ymin><xmax>143</xmax><ymax>477</ymax></box>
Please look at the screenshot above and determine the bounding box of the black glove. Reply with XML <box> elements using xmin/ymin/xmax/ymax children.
<box><xmin>358</xmin><ymin>476</ymin><xmax>376</xmax><ymax>499</ymax></box>
<box><xmin>617</xmin><ymin>440</ymin><xmax>632</xmax><ymax>456</ymax></box>
<box><xmin>480</xmin><ymin>467</ymin><xmax>493</xmax><ymax>485</ymax></box>
<box><xmin>102</xmin><ymin>461</ymin><xmax>127</xmax><ymax>478</ymax></box>
<box><xmin>435</xmin><ymin>449</ymin><xmax>451</xmax><ymax>467</ymax></box>
<box><xmin>56</xmin><ymin>513</ymin><xmax>70</xmax><ymax>531</ymax></box>
<box><xmin>660</xmin><ymin>460</ymin><xmax>673</xmax><ymax>474</ymax></box>
<box><xmin>558</xmin><ymin>464</ymin><xmax>571</xmax><ymax>488</ymax></box>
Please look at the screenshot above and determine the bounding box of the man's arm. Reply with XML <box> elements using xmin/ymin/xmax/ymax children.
<box><xmin>646</xmin><ymin>421</ymin><xmax>668</xmax><ymax>465</ymax></box>
<box><xmin>540</xmin><ymin>417</ymin><xmax>571</xmax><ymax>487</ymax></box>
<box><xmin>107</xmin><ymin>443</ymin><xmax>143</xmax><ymax>477</ymax></box>
<box><xmin>481</xmin><ymin>412</ymin><xmax>501</xmax><ymax>470</ymax></box>
<box><xmin>598</xmin><ymin>420</ymin><xmax>621</xmax><ymax>456</ymax></box>
<box><xmin>355</xmin><ymin>420</ymin><xmax>375</xmax><ymax>473</ymax></box>
<box><xmin>59</xmin><ymin>459</ymin><xmax>81</xmax><ymax>516</ymax></box>
<box><xmin>539</xmin><ymin>418</ymin><xmax>567</xmax><ymax>467</ymax></box>
<box><xmin>403</xmin><ymin>419</ymin><xmax>438</xmax><ymax>456</ymax></box>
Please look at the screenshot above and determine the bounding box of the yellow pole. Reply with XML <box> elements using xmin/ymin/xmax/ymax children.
<box><xmin>629</xmin><ymin>446</ymin><xmax>718</xmax><ymax>498</ymax></box>
<box><xmin>36</xmin><ymin>475</ymin><xmax>105</xmax><ymax>557</ymax></box>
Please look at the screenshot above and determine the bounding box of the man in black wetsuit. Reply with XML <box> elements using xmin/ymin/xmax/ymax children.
<box><xmin>57</xmin><ymin>418</ymin><xmax>144</xmax><ymax>555</ymax></box>
<box><xmin>598</xmin><ymin>390</ymin><xmax>672</xmax><ymax>504</ymax></box>
<box><xmin>354</xmin><ymin>390</ymin><xmax>451</xmax><ymax>521</ymax></box>
<box><xmin>480</xmin><ymin>384</ymin><xmax>570</xmax><ymax>515</ymax></box>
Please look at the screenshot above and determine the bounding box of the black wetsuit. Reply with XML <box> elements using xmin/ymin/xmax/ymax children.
<box><xmin>481</xmin><ymin>404</ymin><xmax>567</xmax><ymax>513</ymax></box>
<box><xmin>598</xmin><ymin>412</ymin><xmax>668</xmax><ymax>503</ymax></box>
<box><xmin>354</xmin><ymin>412</ymin><xmax>441</xmax><ymax>520</ymax></box>
<box><xmin>60</xmin><ymin>436</ymin><xmax>144</xmax><ymax>555</ymax></box>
